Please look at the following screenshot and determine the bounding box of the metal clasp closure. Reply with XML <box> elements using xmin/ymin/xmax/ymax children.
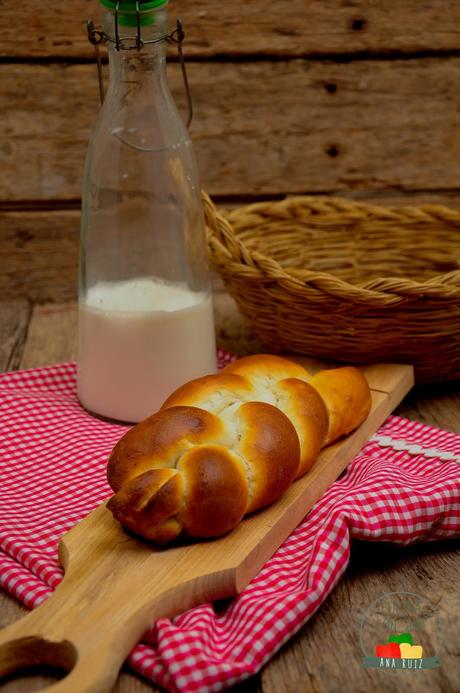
<box><xmin>87</xmin><ymin>0</ymin><xmax>193</xmax><ymax>127</ymax></box>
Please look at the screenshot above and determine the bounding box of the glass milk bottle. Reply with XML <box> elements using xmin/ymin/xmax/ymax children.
<box><xmin>78</xmin><ymin>0</ymin><xmax>217</xmax><ymax>423</ymax></box>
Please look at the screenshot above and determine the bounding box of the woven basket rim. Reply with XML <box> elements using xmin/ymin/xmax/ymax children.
<box><xmin>224</xmin><ymin>194</ymin><xmax>460</xmax><ymax>224</ymax></box>
<box><xmin>204</xmin><ymin>193</ymin><xmax>460</xmax><ymax>307</ymax></box>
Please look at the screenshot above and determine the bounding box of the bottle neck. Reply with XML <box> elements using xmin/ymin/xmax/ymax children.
<box><xmin>103</xmin><ymin>9</ymin><xmax>169</xmax><ymax>98</ymax></box>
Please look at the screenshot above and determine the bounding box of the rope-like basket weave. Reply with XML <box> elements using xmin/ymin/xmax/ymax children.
<box><xmin>203</xmin><ymin>193</ymin><xmax>460</xmax><ymax>383</ymax></box>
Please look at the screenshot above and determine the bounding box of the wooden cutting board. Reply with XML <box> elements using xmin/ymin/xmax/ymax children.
<box><xmin>0</xmin><ymin>360</ymin><xmax>413</xmax><ymax>692</ymax></box>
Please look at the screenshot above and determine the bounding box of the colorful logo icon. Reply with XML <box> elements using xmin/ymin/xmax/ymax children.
<box><xmin>366</xmin><ymin>632</ymin><xmax>431</xmax><ymax>669</ymax></box>
<box><xmin>359</xmin><ymin>592</ymin><xmax>441</xmax><ymax>671</ymax></box>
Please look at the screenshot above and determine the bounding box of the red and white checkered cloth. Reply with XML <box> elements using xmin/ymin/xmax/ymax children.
<box><xmin>1</xmin><ymin>359</ymin><xmax>459</xmax><ymax>692</ymax></box>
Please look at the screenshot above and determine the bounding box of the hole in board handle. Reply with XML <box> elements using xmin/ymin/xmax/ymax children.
<box><xmin>0</xmin><ymin>637</ymin><xmax>77</xmax><ymax>689</ymax></box>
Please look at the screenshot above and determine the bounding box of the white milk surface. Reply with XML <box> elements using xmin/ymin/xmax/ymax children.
<box><xmin>78</xmin><ymin>278</ymin><xmax>217</xmax><ymax>422</ymax></box>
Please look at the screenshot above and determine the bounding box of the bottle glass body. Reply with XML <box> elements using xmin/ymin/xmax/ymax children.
<box><xmin>78</xmin><ymin>9</ymin><xmax>216</xmax><ymax>423</ymax></box>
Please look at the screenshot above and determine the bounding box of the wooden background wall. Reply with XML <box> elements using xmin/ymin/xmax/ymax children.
<box><xmin>2</xmin><ymin>0</ymin><xmax>460</xmax><ymax>303</ymax></box>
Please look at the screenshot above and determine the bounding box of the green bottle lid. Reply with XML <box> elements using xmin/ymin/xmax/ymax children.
<box><xmin>99</xmin><ymin>0</ymin><xmax>168</xmax><ymax>26</ymax></box>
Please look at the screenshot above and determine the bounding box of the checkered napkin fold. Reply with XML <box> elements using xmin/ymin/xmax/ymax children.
<box><xmin>1</xmin><ymin>360</ymin><xmax>459</xmax><ymax>693</ymax></box>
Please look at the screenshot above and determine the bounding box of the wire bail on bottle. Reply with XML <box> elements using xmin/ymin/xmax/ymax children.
<box><xmin>87</xmin><ymin>0</ymin><xmax>193</xmax><ymax>127</ymax></box>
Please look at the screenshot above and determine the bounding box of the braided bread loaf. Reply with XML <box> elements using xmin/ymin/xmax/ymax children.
<box><xmin>107</xmin><ymin>355</ymin><xmax>371</xmax><ymax>544</ymax></box>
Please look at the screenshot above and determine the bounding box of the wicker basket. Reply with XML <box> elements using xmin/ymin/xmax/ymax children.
<box><xmin>203</xmin><ymin>193</ymin><xmax>460</xmax><ymax>383</ymax></box>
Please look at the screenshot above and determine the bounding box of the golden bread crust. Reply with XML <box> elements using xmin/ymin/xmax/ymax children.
<box><xmin>107</xmin><ymin>406</ymin><xmax>228</xmax><ymax>492</ymax></box>
<box><xmin>161</xmin><ymin>373</ymin><xmax>253</xmax><ymax>411</ymax></box>
<box><xmin>272</xmin><ymin>378</ymin><xmax>329</xmax><ymax>478</ymax></box>
<box><xmin>223</xmin><ymin>354</ymin><xmax>311</xmax><ymax>384</ymax></box>
<box><xmin>308</xmin><ymin>367</ymin><xmax>372</xmax><ymax>444</ymax></box>
<box><xmin>178</xmin><ymin>446</ymin><xmax>248</xmax><ymax>537</ymax></box>
<box><xmin>107</xmin><ymin>468</ymin><xmax>183</xmax><ymax>544</ymax></box>
<box><xmin>234</xmin><ymin>401</ymin><xmax>300</xmax><ymax>512</ymax></box>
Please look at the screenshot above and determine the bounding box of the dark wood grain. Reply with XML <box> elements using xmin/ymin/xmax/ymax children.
<box><xmin>4</xmin><ymin>58</ymin><xmax>460</xmax><ymax>202</ymax></box>
<box><xmin>20</xmin><ymin>303</ymin><xmax>78</xmax><ymax>368</ymax></box>
<box><xmin>2</xmin><ymin>0</ymin><xmax>460</xmax><ymax>59</ymax></box>
<box><xmin>0</xmin><ymin>210</ymin><xmax>80</xmax><ymax>303</ymax></box>
<box><xmin>0</xmin><ymin>301</ymin><xmax>31</xmax><ymax>372</ymax></box>
<box><xmin>0</xmin><ymin>299</ymin><xmax>458</xmax><ymax>692</ymax></box>
<box><xmin>397</xmin><ymin>382</ymin><xmax>460</xmax><ymax>435</ymax></box>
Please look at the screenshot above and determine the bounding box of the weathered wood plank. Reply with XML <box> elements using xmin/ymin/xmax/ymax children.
<box><xmin>3</xmin><ymin>58</ymin><xmax>460</xmax><ymax>201</ymax></box>
<box><xmin>0</xmin><ymin>301</ymin><xmax>31</xmax><ymax>372</ymax></box>
<box><xmin>20</xmin><ymin>303</ymin><xmax>78</xmax><ymax>368</ymax></box>
<box><xmin>0</xmin><ymin>210</ymin><xmax>80</xmax><ymax>303</ymax></box>
<box><xmin>397</xmin><ymin>382</ymin><xmax>460</xmax><ymax>434</ymax></box>
<box><xmin>2</xmin><ymin>0</ymin><xmax>460</xmax><ymax>59</ymax></box>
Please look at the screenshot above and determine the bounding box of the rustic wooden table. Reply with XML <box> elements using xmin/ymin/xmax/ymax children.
<box><xmin>1</xmin><ymin>297</ymin><xmax>459</xmax><ymax>692</ymax></box>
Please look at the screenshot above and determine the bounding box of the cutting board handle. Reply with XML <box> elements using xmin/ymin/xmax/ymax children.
<box><xmin>0</xmin><ymin>575</ymin><xmax>165</xmax><ymax>692</ymax></box>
